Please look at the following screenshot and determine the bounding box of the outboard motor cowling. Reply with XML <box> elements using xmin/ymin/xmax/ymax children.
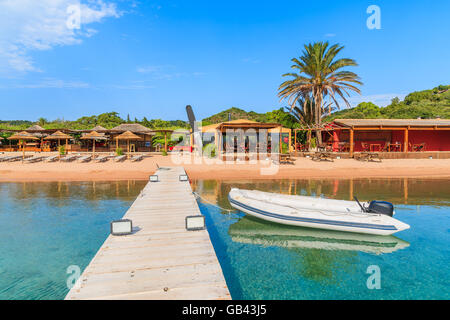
<box><xmin>368</xmin><ymin>201</ymin><xmax>394</xmax><ymax>217</ymax></box>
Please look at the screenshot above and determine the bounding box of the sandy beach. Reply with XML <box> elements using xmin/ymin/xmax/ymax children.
<box><xmin>0</xmin><ymin>153</ymin><xmax>449</xmax><ymax>182</ymax></box>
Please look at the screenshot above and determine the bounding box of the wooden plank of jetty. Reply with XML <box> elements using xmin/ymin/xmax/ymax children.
<box><xmin>65</xmin><ymin>166</ymin><xmax>231</xmax><ymax>300</ymax></box>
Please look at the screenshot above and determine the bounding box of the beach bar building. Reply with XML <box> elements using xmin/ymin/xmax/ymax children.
<box><xmin>108</xmin><ymin>123</ymin><xmax>155</xmax><ymax>152</ymax></box>
<box><xmin>305</xmin><ymin>119</ymin><xmax>450</xmax><ymax>158</ymax></box>
<box><xmin>199</xmin><ymin>119</ymin><xmax>292</xmax><ymax>154</ymax></box>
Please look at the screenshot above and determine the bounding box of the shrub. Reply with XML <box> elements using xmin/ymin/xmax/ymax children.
<box><xmin>310</xmin><ymin>137</ymin><xmax>317</xmax><ymax>149</ymax></box>
<box><xmin>203</xmin><ymin>143</ymin><xmax>217</xmax><ymax>158</ymax></box>
<box><xmin>115</xmin><ymin>147</ymin><xmax>123</xmax><ymax>156</ymax></box>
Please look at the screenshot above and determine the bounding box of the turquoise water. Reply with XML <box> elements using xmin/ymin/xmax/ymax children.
<box><xmin>0</xmin><ymin>179</ymin><xmax>448</xmax><ymax>300</ymax></box>
<box><xmin>193</xmin><ymin>179</ymin><xmax>450</xmax><ymax>299</ymax></box>
<box><xmin>0</xmin><ymin>181</ymin><xmax>146</xmax><ymax>300</ymax></box>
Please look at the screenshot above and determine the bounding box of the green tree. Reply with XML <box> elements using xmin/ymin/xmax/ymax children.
<box><xmin>265</xmin><ymin>108</ymin><xmax>299</xmax><ymax>129</ymax></box>
<box><xmin>37</xmin><ymin>117</ymin><xmax>48</xmax><ymax>126</ymax></box>
<box><xmin>96</xmin><ymin>112</ymin><xmax>123</xmax><ymax>128</ymax></box>
<box><xmin>278</xmin><ymin>42</ymin><xmax>362</xmax><ymax>143</ymax></box>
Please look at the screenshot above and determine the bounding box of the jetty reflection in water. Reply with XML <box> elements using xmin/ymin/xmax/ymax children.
<box><xmin>229</xmin><ymin>216</ymin><xmax>409</xmax><ymax>255</ymax></box>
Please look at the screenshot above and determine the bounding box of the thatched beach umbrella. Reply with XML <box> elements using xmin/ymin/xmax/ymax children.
<box><xmin>91</xmin><ymin>125</ymin><xmax>108</xmax><ymax>133</ymax></box>
<box><xmin>114</xmin><ymin>130</ymin><xmax>142</xmax><ymax>158</ymax></box>
<box><xmin>80</xmin><ymin>131</ymin><xmax>107</xmax><ymax>159</ymax></box>
<box><xmin>26</xmin><ymin>124</ymin><xmax>45</xmax><ymax>132</ymax></box>
<box><xmin>44</xmin><ymin>131</ymin><xmax>73</xmax><ymax>157</ymax></box>
<box><xmin>26</xmin><ymin>125</ymin><xmax>47</xmax><ymax>143</ymax></box>
<box><xmin>7</xmin><ymin>131</ymin><xmax>39</xmax><ymax>160</ymax></box>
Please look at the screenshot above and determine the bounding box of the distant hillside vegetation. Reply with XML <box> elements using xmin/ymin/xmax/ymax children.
<box><xmin>201</xmin><ymin>107</ymin><xmax>299</xmax><ymax>129</ymax></box>
<box><xmin>324</xmin><ymin>85</ymin><xmax>450</xmax><ymax>121</ymax></box>
<box><xmin>201</xmin><ymin>107</ymin><xmax>267</xmax><ymax>125</ymax></box>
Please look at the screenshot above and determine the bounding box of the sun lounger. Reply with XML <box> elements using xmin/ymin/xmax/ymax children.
<box><xmin>7</xmin><ymin>155</ymin><xmax>25</xmax><ymax>162</ymax></box>
<box><xmin>130</xmin><ymin>154</ymin><xmax>144</xmax><ymax>162</ymax></box>
<box><xmin>312</xmin><ymin>151</ymin><xmax>334</xmax><ymax>162</ymax></box>
<box><xmin>94</xmin><ymin>155</ymin><xmax>110</xmax><ymax>162</ymax></box>
<box><xmin>60</xmin><ymin>155</ymin><xmax>78</xmax><ymax>162</ymax></box>
<box><xmin>355</xmin><ymin>152</ymin><xmax>382</xmax><ymax>162</ymax></box>
<box><xmin>44</xmin><ymin>155</ymin><xmax>59</xmax><ymax>162</ymax></box>
<box><xmin>113</xmin><ymin>155</ymin><xmax>126</xmax><ymax>162</ymax></box>
<box><xmin>0</xmin><ymin>156</ymin><xmax>12</xmax><ymax>162</ymax></box>
<box><xmin>78</xmin><ymin>155</ymin><xmax>92</xmax><ymax>163</ymax></box>
<box><xmin>24</xmin><ymin>156</ymin><xmax>45</xmax><ymax>163</ymax></box>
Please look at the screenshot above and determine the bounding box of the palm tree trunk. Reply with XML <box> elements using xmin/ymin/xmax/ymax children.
<box><xmin>315</xmin><ymin>90</ymin><xmax>323</xmax><ymax>145</ymax></box>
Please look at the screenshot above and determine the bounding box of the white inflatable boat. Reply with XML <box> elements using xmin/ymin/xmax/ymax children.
<box><xmin>228</xmin><ymin>188</ymin><xmax>410</xmax><ymax>236</ymax></box>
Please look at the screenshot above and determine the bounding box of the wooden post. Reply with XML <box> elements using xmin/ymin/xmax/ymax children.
<box><xmin>116</xmin><ymin>136</ymin><xmax>118</xmax><ymax>149</ymax></box>
<box><xmin>288</xmin><ymin>129</ymin><xmax>292</xmax><ymax>153</ymax></box>
<box><xmin>294</xmin><ymin>129</ymin><xmax>297</xmax><ymax>156</ymax></box>
<box><xmin>404</xmin><ymin>128</ymin><xmax>409</xmax><ymax>153</ymax></box>
<box><xmin>164</xmin><ymin>132</ymin><xmax>167</xmax><ymax>153</ymax></box>
<box><xmin>349</xmin><ymin>129</ymin><xmax>354</xmax><ymax>157</ymax></box>
<box><xmin>65</xmin><ymin>138</ymin><xmax>68</xmax><ymax>154</ymax></box>
<box><xmin>214</xmin><ymin>130</ymin><xmax>219</xmax><ymax>153</ymax></box>
<box><xmin>93</xmin><ymin>139</ymin><xmax>95</xmax><ymax>159</ymax></box>
<box><xmin>279</xmin><ymin>126</ymin><xmax>282</xmax><ymax>154</ymax></box>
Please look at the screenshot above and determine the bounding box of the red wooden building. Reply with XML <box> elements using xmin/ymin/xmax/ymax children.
<box><xmin>318</xmin><ymin>119</ymin><xmax>450</xmax><ymax>157</ymax></box>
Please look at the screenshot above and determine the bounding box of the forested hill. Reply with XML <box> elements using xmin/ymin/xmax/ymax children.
<box><xmin>201</xmin><ymin>107</ymin><xmax>267</xmax><ymax>125</ymax></box>
<box><xmin>1</xmin><ymin>85</ymin><xmax>448</xmax><ymax>131</ymax></box>
<box><xmin>324</xmin><ymin>85</ymin><xmax>450</xmax><ymax>121</ymax></box>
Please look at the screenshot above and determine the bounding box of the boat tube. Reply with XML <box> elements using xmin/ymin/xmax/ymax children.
<box><xmin>228</xmin><ymin>188</ymin><xmax>410</xmax><ymax>236</ymax></box>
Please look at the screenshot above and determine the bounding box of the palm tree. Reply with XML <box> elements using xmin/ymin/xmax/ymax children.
<box><xmin>278</xmin><ymin>42</ymin><xmax>362</xmax><ymax>143</ymax></box>
<box><xmin>37</xmin><ymin>117</ymin><xmax>48</xmax><ymax>126</ymax></box>
<box><xmin>288</xmin><ymin>94</ymin><xmax>333</xmax><ymax>149</ymax></box>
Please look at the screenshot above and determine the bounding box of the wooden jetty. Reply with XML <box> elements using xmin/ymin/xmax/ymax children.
<box><xmin>65</xmin><ymin>166</ymin><xmax>230</xmax><ymax>300</ymax></box>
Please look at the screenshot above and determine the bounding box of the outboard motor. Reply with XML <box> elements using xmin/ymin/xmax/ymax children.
<box><xmin>367</xmin><ymin>201</ymin><xmax>394</xmax><ymax>217</ymax></box>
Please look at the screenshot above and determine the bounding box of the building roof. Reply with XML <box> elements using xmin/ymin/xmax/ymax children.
<box><xmin>201</xmin><ymin>119</ymin><xmax>283</xmax><ymax>132</ymax></box>
<box><xmin>333</xmin><ymin>119</ymin><xmax>450</xmax><ymax>128</ymax></box>
<box><xmin>110</xmin><ymin>123</ymin><xmax>152</xmax><ymax>133</ymax></box>
<box><xmin>91</xmin><ymin>125</ymin><xmax>108</xmax><ymax>132</ymax></box>
<box><xmin>225</xmin><ymin>119</ymin><xmax>258</xmax><ymax>124</ymax></box>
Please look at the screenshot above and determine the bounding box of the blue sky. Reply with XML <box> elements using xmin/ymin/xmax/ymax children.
<box><xmin>0</xmin><ymin>0</ymin><xmax>449</xmax><ymax>121</ymax></box>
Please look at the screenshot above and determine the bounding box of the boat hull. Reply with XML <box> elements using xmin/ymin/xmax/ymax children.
<box><xmin>228</xmin><ymin>189</ymin><xmax>410</xmax><ymax>236</ymax></box>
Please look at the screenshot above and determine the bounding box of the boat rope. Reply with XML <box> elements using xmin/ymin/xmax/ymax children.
<box><xmin>192</xmin><ymin>191</ymin><xmax>238</xmax><ymax>214</ymax></box>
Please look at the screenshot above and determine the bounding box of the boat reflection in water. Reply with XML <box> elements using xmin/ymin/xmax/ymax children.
<box><xmin>228</xmin><ymin>216</ymin><xmax>409</xmax><ymax>255</ymax></box>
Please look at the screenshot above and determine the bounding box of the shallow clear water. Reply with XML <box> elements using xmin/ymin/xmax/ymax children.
<box><xmin>0</xmin><ymin>181</ymin><xmax>147</xmax><ymax>300</ymax></box>
<box><xmin>192</xmin><ymin>178</ymin><xmax>450</xmax><ymax>299</ymax></box>
<box><xmin>0</xmin><ymin>179</ymin><xmax>449</xmax><ymax>300</ymax></box>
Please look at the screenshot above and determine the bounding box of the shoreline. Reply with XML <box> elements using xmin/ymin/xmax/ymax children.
<box><xmin>0</xmin><ymin>155</ymin><xmax>449</xmax><ymax>182</ymax></box>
